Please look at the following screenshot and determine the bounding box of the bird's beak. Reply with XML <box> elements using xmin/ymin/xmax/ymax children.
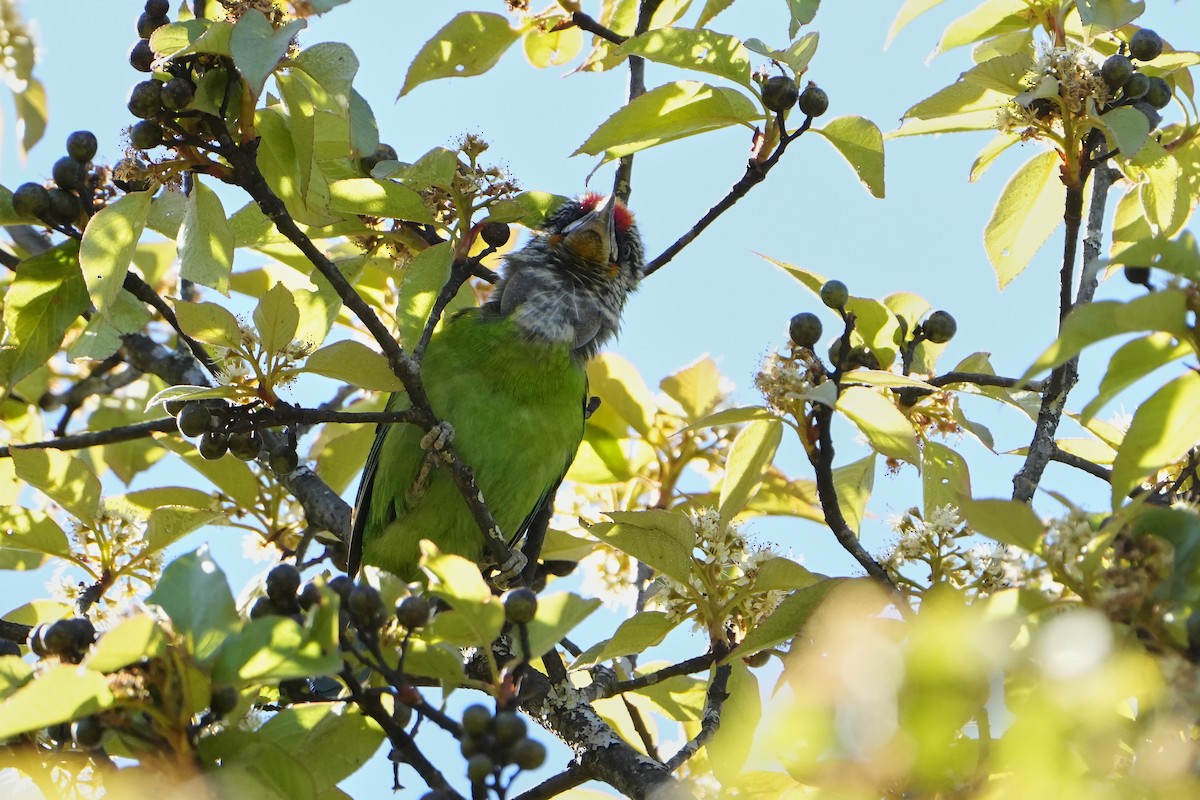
<box><xmin>562</xmin><ymin>195</ymin><xmax>619</xmax><ymax>265</ymax></box>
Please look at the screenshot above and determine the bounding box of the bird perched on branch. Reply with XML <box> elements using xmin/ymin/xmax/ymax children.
<box><xmin>350</xmin><ymin>193</ymin><xmax>644</xmax><ymax>581</ymax></box>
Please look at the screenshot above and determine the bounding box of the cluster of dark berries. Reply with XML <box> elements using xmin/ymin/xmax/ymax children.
<box><xmin>169</xmin><ymin>399</ymin><xmax>297</xmax><ymax>470</ymax></box>
<box><xmin>249</xmin><ymin>563</ymin><xmax>308</xmax><ymax>622</ymax></box>
<box><xmin>28</xmin><ymin>617</ymin><xmax>96</xmax><ymax>663</ymax></box>
<box><xmin>460</xmin><ymin>703</ymin><xmax>547</xmax><ymax>789</ymax></box>
<box><xmin>1100</xmin><ymin>29</ymin><xmax>1172</xmax><ymax>126</ymax></box>
<box><xmin>761</xmin><ymin>76</ymin><xmax>829</xmax><ymax>119</ymax></box>
<box><xmin>11</xmin><ymin>131</ymin><xmax>101</xmax><ymax>229</ymax></box>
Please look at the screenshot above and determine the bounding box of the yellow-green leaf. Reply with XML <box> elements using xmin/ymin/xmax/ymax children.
<box><xmin>0</xmin><ymin>664</ymin><xmax>114</xmax><ymax>739</ymax></box>
<box><xmin>616</xmin><ymin>27</ymin><xmax>752</xmax><ymax>87</ymax></box>
<box><xmin>984</xmin><ymin>150</ymin><xmax>1065</xmax><ymax>288</ymax></box>
<box><xmin>1111</xmin><ymin>371</ymin><xmax>1200</xmax><ymax>509</ymax></box>
<box><xmin>1081</xmin><ymin>332</ymin><xmax>1190</xmax><ymax>422</ymax></box>
<box><xmin>523</xmin><ymin>24</ymin><xmax>583</xmax><ymax>68</ymax></box>
<box><xmin>813</xmin><ymin>116</ymin><xmax>885</xmax><ymax>198</ymax></box>
<box><xmin>923</xmin><ymin>441</ymin><xmax>970</xmax><ymax>516</ymax></box>
<box><xmin>400</xmin><ymin>12</ymin><xmax>522</xmax><ymax>96</ymax></box>
<box><xmin>660</xmin><ymin>355</ymin><xmax>723</xmax><ymax>421</ymax></box>
<box><xmin>178</xmin><ymin>178</ymin><xmax>234</xmax><ymax>295</ymax></box>
<box><xmin>174</xmin><ymin>300</ymin><xmax>244</xmax><ymax>350</ymax></box>
<box><xmin>11</xmin><ymin>449</ymin><xmax>102</xmax><ymax>525</ymax></box>
<box><xmin>396</xmin><ymin>242</ymin><xmax>454</xmax><ymax>351</ymax></box>
<box><xmin>594</xmin><ymin>510</ymin><xmax>696</xmax><ymax>586</ymax></box>
<box><xmin>253</xmin><ymin>282</ymin><xmax>300</xmax><ymax>356</ymax></box>
<box><xmin>304</xmin><ymin>339</ymin><xmax>403</xmax><ymax>392</ymax></box>
<box><xmin>832</xmin><ymin>454</ymin><xmax>874</xmax><ymax>534</ymax></box>
<box><xmin>959</xmin><ymin>497</ymin><xmax>1043</xmax><ymax>551</ymax></box>
<box><xmin>571</xmin><ymin>611</ymin><xmax>676</xmax><ymax>669</ymax></box>
<box><xmin>837</xmin><ymin>386</ymin><xmax>919</xmax><ymax>463</ymax></box>
<box><xmin>0</xmin><ymin>240</ymin><xmax>87</xmax><ymax>387</ymax></box>
<box><xmin>229</xmin><ymin>10</ymin><xmax>305</xmax><ymax>96</ymax></box>
<box><xmin>719</xmin><ymin>419</ymin><xmax>783</xmax><ymax>526</ymax></box>
<box><xmin>328</xmin><ymin>178</ymin><xmax>435</xmax><ymax>223</ymax></box>
<box><xmin>79</xmin><ymin>190</ymin><xmax>153</xmax><ymax>316</ymax></box>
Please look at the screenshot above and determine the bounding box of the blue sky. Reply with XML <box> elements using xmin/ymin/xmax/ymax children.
<box><xmin>3</xmin><ymin>0</ymin><xmax>1200</xmax><ymax>795</ymax></box>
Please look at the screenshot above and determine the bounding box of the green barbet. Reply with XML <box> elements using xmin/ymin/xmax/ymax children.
<box><xmin>350</xmin><ymin>194</ymin><xmax>644</xmax><ymax>579</ymax></box>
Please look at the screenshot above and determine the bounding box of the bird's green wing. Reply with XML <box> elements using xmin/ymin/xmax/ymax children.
<box><xmin>348</xmin><ymin>391</ymin><xmax>418</xmax><ymax>575</ymax></box>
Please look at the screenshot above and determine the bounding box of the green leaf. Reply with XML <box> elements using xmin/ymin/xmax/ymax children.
<box><xmin>400</xmin><ymin>12</ymin><xmax>522</xmax><ymax>96</ymax></box>
<box><xmin>697</xmin><ymin>0</ymin><xmax>736</xmax><ymax>28</ymax></box>
<box><xmin>85</xmin><ymin>614</ymin><xmax>167</xmax><ymax>673</ymax></box>
<box><xmin>751</xmin><ymin>556</ymin><xmax>820</xmax><ymax>592</ymax></box>
<box><xmin>660</xmin><ymin>356</ymin><xmax>723</xmax><ymax>421</ymax></box>
<box><xmin>708</xmin><ymin>661</ymin><xmax>761</xmax><ymax>783</ymax></box>
<box><xmin>961</xmin><ymin>52</ymin><xmax>1036</xmax><ymax>93</ymax></box>
<box><xmin>1133</xmin><ymin>141</ymin><xmax>1186</xmax><ymax>236</ymax></box>
<box><xmin>395</xmin><ymin>242</ymin><xmax>454</xmax><ymax>350</ymax></box>
<box><xmin>256</xmin><ymin>705</ymin><xmax>384</xmax><ymax>791</ymax></box>
<box><xmin>572</xmin><ymin>611</ymin><xmax>676</xmax><ymax>669</ymax></box>
<box><xmin>484</xmin><ymin>191</ymin><xmax>568</xmax><ymax>227</ymax></box>
<box><xmin>816</xmin><ymin>116</ymin><xmax>883</xmax><ymax>199</ymax></box>
<box><xmin>744</xmin><ymin>33</ymin><xmax>820</xmax><ymax>76</ymax></box>
<box><xmin>923</xmin><ymin>441</ymin><xmax>971</xmax><ymax>516</ymax></box>
<box><xmin>937</xmin><ymin>0</ymin><xmax>1029</xmax><ymax>54</ymax></box>
<box><xmin>304</xmin><ymin>340</ymin><xmax>403</xmax><ymax>392</ymax></box>
<box><xmin>886</xmin><ymin>0</ymin><xmax>949</xmax><ymax>48</ymax></box>
<box><xmin>969</xmin><ymin>132</ymin><xmax>1022</xmax><ymax>182</ymax></box>
<box><xmin>0</xmin><ymin>507</ymin><xmax>71</xmax><ymax>570</ymax></box>
<box><xmin>594</xmin><ymin>510</ymin><xmax>696</xmax><ymax>586</ymax></box>
<box><xmin>785</xmin><ymin>0</ymin><xmax>821</xmax><ymax>37</ymax></box>
<box><xmin>254</xmin><ymin>283</ymin><xmax>300</xmax><ymax>356</ymax></box>
<box><xmin>0</xmin><ymin>664</ymin><xmax>114</xmax><ymax>740</ymax></box>
<box><xmin>1077</xmin><ymin>0</ymin><xmax>1145</xmax><ymax>35</ymax></box>
<box><xmin>1098</xmin><ymin>105</ymin><xmax>1150</xmax><ymax>160</ymax></box>
<box><xmin>719</xmin><ymin>419</ymin><xmax>783</xmax><ymax>526</ymax></box>
<box><xmin>832</xmin><ymin>454</ymin><xmax>874</xmax><ymax>534</ymax></box>
<box><xmin>11</xmin><ymin>449</ymin><xmax>101</xmax><ymax>525</ymax></box>
<box><xmin>894</xmin><ymin>81</ymin><xmax>1010</xmax><ymax>137</ymax></box>
<box><xmin>1020</xmin><ymin>290</ymin><xmax>1190</xmax><ymax>382</ymax></box>
<box><xmin>178</xmin><ymin>178</ymin><xmax>234</xmax><ymax>295</ymax></box>
<box><xmin>327</xmin><ymin>178</ymin><xmax>434</xmax><ymax>223</ymax></box>
<box><xmin>836</xmin><ymin>386</ymin><xmax>919</xmax><ymax>463</ymax></box>
<box><xmin>681</xmin><ymin>405</ymin><xmax>778</xmax><ymax>434</ymax></box>
<box><xmin>733</xmin><ymin>578</ymin><xmax>842</xmax><ymax>656</ymax></box>
<box><xmin>573</xmin><ymin>80</ymin><xmax>758</xmax><ymax>161</ymax></box>
<box><xmin>1081</xmin><ymin>333</ymin><xmax>1190</xmax><ymax>422</ymax></box>
<box><xmin>0</xmin><ymin>240</ymin><xmax>87</xmax><ymax>387</ymax></box>
<box><xmin>174</xmin><ymin>300</ymin><xmax>244</xmax><ymax>350</ymax></box>
<box><xmin>145</xmin><ymin>506</ymin><xmax>223</xmax><ymax>554</ymax></box>
<box><xmin>616</xmin><ymin>28</ymin><xmax>752</xmax><ymax>87</ymax></box>
<box><xmin>1111</xmin><ymin>371</ymin><xmax>1200</xmax><ymax>510</ymax></box>
<box><xmin>588</xmin><ymin>353</ymin><xmax>657</xmax><ymax>436</ymax></box>
<box><xmin>958</xmin><ymin>498</ymin><xmax>1043</xmax><ymax>551</ymax></box>
<box><xmin>520</xmin><ymin>593</ymin><xmax>601</xmax><ymax>663</ymax></box>
<box><xmin>984</xmin><ymin>150</ymin><xmax>1066</xmax><ymax>287</ymax></box>
<box><xmin>147</xmin><ymin>547</ymin><xmax>239</xmax><ymax>662</ymax></box>
<box><xmin>229</xmin><ymin>9</ymin><xmax>305</xmax><ymax>96</ymax></box>
<box><xmin>422</xmin><ymin>550</ymin><xmax>505</xmax><ymax>647</ymax></box>
<box><xmin>523</xmin><ymin>24</ymin><xmax>583</xmax><ymax>68</ymax></box>
<box><xmin>151</xmin><ymin>19</ymin><xmax>233</xmax><ymax>60</ymax></box>
<box><xmin>382</xmin><ymin>147</ymin><xmax>458</xmax><ymax>189</ymax></box>
<box><xmin>79</xmin><ymin>190</ymin><xmax>153</xmax><ymax>316</ymax></box>
<box><xmin>212</xmin><ymin>616</ymin><xmax>342</xmax><ymax>684</ymax></box>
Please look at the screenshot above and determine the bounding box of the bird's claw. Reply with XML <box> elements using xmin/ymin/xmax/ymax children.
<box><xmin>490</xmin><ymin>549</ymin><xmax>528</xmax><ymax>590</ymax></box>
<box><xmin>420</xmin><ymin>422</ymin><xmax>454</xmax><ymax>458</ymax></box>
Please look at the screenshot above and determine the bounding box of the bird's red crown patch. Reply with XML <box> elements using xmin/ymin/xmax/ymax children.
<box><xmin>579</xmin><ymin>192</ymin><xmax>635</xmax><ymax>233</ymax></box>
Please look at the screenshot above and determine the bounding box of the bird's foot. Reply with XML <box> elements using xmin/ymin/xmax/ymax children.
<box><xmin>421</xmin><ymin>422</ymin><xmax>455</xmax><ymax>460</ymax></box>
<box><xmin>406</xmin><ymin>423</ymin><xmax>456</xmax><ymax>503</ymax></box>
<box><xmin>489</xmin><ymin>548</ymin><xmax>528</xmax><ymax>590</ymax></box>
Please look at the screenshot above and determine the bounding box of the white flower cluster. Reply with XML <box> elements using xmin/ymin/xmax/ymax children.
<box><xmin>998</xmin><ymin>45</ymin><xmax>1110</xmax><ymax>136</ymax></box>
<box><xmin>754</xmin><ymin>348</ymin><xmax>826</xmax><ymax>419</ymax></box>
<box><xmin>650</xmin><ymin>509</ymin><xmax>787</xmax><ymax>641</ymax></box>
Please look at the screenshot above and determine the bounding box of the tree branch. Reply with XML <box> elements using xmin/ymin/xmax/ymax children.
<box><xmin>1049</xmin><ymin>446</ymin><xmax>1112</xmax><ymax>483</ymax></box>
<box><xmin>664</xmin><ymin>664</ymin><xmax>730</xmax><ymax>771</ymax></box>
<box><xmin>0</xmin><ymin>418</ymin><xmax>178</xmax><ymax>458</ymax></box>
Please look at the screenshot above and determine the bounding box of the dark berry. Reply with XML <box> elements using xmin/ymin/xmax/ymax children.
<box><xmin>130</xmin><ymin>120</ymin><xmax>163</xmax><ymax>150</ymax></box>
<box><xmin>360</xmin><ymin>144</ymin><xmax>398</xmax><ymax>175</ymax></box>
<box><xmin>176</xmin><ymin>403</ymin><xmax>212</xmax><ymax>437</ymax></box>
<box><xmin>396</xmin><ymin>595</ymin><xmax>431</xmax><ymax>628</ymax></box>
<box><xmin>11</xmin><ymin>182</ymin><xmax>50</xmax><ymax>219</ymax></box>
<box><xmin>394</xmin><ymin>701</ymin><xmax>413</xmax><ymax>728</ymax></box>
<box><xmin>1124</xmin><ymin>265</ymin><xmax>1151</xmax><ymax>286</ymax></box>
<box><xmin>144</xmin><ymin>0</ymin><xmax>170</xmax><ymax>15</ymax></box>
<box><xmin>847</xmin><ymin>346</ymin><xmax>879</xmax><ymax>371</ymax></box>
<box><xmin>198</xmin><ymin>431</ymin><xmax>229</xmax><ymax>460</ymax></box>
<box><xmin>269</xmin><ymin>447</ymin><xmax>299</xmax><ymax>474</ymax></box>
<box><xmin>1122</xmin><ymin>72</ymin><xmax>1150</xmax><ymax>100</ymax></box>
<box><xmin>210</xmin><ymin>685</ymin><xmax>239</xmax><ymax>718</ymax></box>
<box><xmin>113</xmin><ymin>158</ymin><xmax>153</xmax><ymax>193</ymax></box>
<box><xmin>328</xmin><ymin>575</ymin><xmax>354</xmax><ymax>600</ymax></box>
<box><xmin>481</xmin><ymin>221</ymin><xmax>510</xmax><ymax>248</ymax></box>
<box><xmin>66</xmin><ymin>131</ymin><xmax>98</xmax><ymax>163</ymax></box>
<box><xmin>828</xmin><ymin>337</ymin><xmax>848</xmax><ymax>367</ymax></box>
<box><xmin>460</xmin><ymin>732</ymin><xmax>493</xmax><ymax>757</ymax></box>
<box><xmin>129</xmin><ymin>39</ymin><xmax>155</xmax><ymax>72</ymax></box>
<box><xmin>798</xmin><ymin>84</ymin><xmax>829</xmax><ymax>117</ymax></box>
<box><xmin>819</xmin><ymin>279</ymin><xmax>849</xmax><ymax>309</ymax></box>
<box><xmin>127</xmin><ymin>80</ymin><xmax>163</xmax><ymax>119</ymax></box>
<box><xmin>227</xmin><ymin>430</ymin><xmax>262</xmax><ymax>461</ymax></box>
<box><xmin>279</xmin><ymin>678</ymin><xmax>311</xmax><ymax>701</ymax></box>
<box><xmin>788</xmin><ymin>312</ymin><xmax>822</xmax><ymax>348</ymax></box>
<box><xmin>1129</xmin><ymin>29</ymin><xmax>1163</xmax><ymax>62</ymax></box>
<box><xmin>163</xmin><ymin>399</ymin><xmax>187</xmax><ymax>416</ymax></box>
<box><xmin>502</xmin><ymin>588</ymin><xmax>538</xmax><ymax>624</ymax></box>
<box><xmin>1100</xmin><ymin>55</ymin><xmax>1134</xmax><ymax>89</ymax></box>
<box><xmin>248</xmin><ymin>597</ymin><xmax>274</xmax><ymax>620</ymax></box>
<box><xmin>466</xmin><ymin>754</ymin><xmax>495</xmax><ymax>784</ymax></box>
<box><xmin>297</xmin><ymin>582</ymin><xmax>322</xmax><ymax>611</ymax></box>
<box><xmin>761</xmin><ymin>75</ymin><xmax>799</xmax><ymax>113</ymax></box>
<box><xmin>137</xmin><ymin>12</ymin><xmax>169</xmax><ymax>39</ymax></box>
<box><xmin>63</xmin><ymin>618</ymin><xmax>96</xmax><ymax>651</ymax></box>
<box><xmin>492</xmin><ymin>711</ymin><xmax>526</xmax><ymax>746</ymax></box>
<box><xmin>512</xmin><ymin>738</ymin><xmax>546</xmax><ymax>770</ymax></box>
<box><xmin>1131</xmin><ymin>99</ymin><xmax>1162</xmax><ymax>130</ymax></box>
<box><xmin>347</xmin><ymin>583</ymin><xmax>384</xmax><ymax>625</ymax></box>
<box><xmin>1143</xmin><ymin>76</ymin><xmax>1171</xmax><ymax>109</ymax></box>
<box><xmin>462</xmin><ymin>704</ymin><xmax>492</xmax><ymax>735</ymax></box>
<box><xmin>160</xmin><ymin>77</ymin><xmax>195</xmax><ymax>111</ymax></box>
<box><xmin>921</xmin><ymin>310</ymin><xmax>957</xmax><ymax>344</ymax></box>
<box><xmin>71</xmin><ymin>716</ymin><xmax>104</xmax><ymax>748</ymax></box>
<box><xmin>52</xmin><ymin>157</ymin><xmax>87</xmax><ymax>191</ymax></box>
<box><xmin>41</xmin><ymin>620</ymin><xmax>77</xmax><ymax>657</ymax></box>
<box><xmin>0</xmin><ymin>639</ymin><xmax>21</xmax><ymax>657</ymax></box>
<box><xmin>265</xmin><ymin>564</ymin><xmax>302</xmax><ymax>603</ymax></box>
<box><xmin>45</xmin><ymin>188</ymin><xmax>80</xmax><ymax>226</ymax></box>
<box><xmin>29</xmin><ymin>624</ymin><xmax>49</xmax><ymax>657</ymax></box>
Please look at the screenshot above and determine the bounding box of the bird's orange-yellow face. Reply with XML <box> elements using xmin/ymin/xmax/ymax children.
<box><xmin>548</xmin><ymin>194</ymin><xmax>636</xmax><ymax>274</ymax></box>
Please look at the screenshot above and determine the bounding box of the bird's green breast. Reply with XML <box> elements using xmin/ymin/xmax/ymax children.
<box><xmin>359</xmin><ymin>310</ymin><xmax>587</xmax><ymax>579</ymax></box>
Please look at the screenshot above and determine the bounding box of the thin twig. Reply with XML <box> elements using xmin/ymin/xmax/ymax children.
<box><xmin>664</xmin><ymin>664</ymin><xmax>730</xmax><ymax>771</ymax></box>
<box><xmin>1049</xmin><ymin>446</ymin><xmax>1112</xmax><ymax>483</ymax></box>
<box><xmin>0</xmin><ymin>418</ymin><xmax>178</xmax><ymax>458</ymax></box>
<box><xmin>929</xmin><ymin>372</ymin><xmax>1045</xmax><ymax>392</ymax></box>
<box><xmin>511</xmin><ymin>764</ymin><xmax>591</xmax><ymax>800</ymax></box>
<box><xmin>597</xmin><ymin>652</ymin><xmax>720</xmax><ymax>698</ymax></box>
<box><xmin>569</xmin><ymin>12</ymin><xmax>627</xmax><ymax>46</ymax></box>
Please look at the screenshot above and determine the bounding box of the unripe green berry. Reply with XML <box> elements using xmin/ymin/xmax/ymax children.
<box><xmin>798</xmin><ymin>84</ymin><xmax>829</xmax><ymax>117</ymax></box>
<box><xmin>360</xmin><ymin>144</ymin><xmax>398</xmax><ymax>175</ymax></box>
<box><xmin>12</xmin><ymin>182</ymin><xmax>50</xmax><ymax>219</ymax></box>
<box><xmin>492</xmin><ymin>710</ymin><xmax>526</xmax><ymax>746</ymax></box>
<box><xmin>1129</xmin><ymin>28</ymin><xmax>1163</xmax><ymax>62</ymax></box>
<box><xmin>52</xmin><ymin>157</ymin><xmax>87</xmax><ymax>191</ymax></box>
<box><xmin>503</xmin><ymin>587</ymin><xmax>538</xmax><ymax>624</ymax></box>
<box><xmin>788</xmin><ymin>312</ymin><xmax>822</xmax><ymax>348</ymax></box>
<box><xmin>1122</xmin><ymin>71</ymin><xmax>1150</xmax><ymax>100</ymax></box>
<box><xmin>176</xmin><ymin>402</ymin><xmax>212</xmax><ymax>437</ymax></box>
<box><xmin>828</xmin><ymin>337</ymin><xmax>848</xmax><ymax>367</ymax></box>
<box><xmin>1143</xmin><ymin>76</ymin><xmax>1171</xmax><ymax>110</ymax></box>
<box><xmin>761</xmin><ymin>75</ymin><xmax>799</xmax><ymax>113</ymax></box>
<box><xmin>347</xmin><ymin>583</ymin><xmax>384</xmax><ymax>625</ymax></box>
<box><xmin>127</xmin><ymin>80</ymin><xmax>164</xmax><ymax>119</ymax></box>
<box><xmin>512</xmin><ymin>738</ymin><xmax>547</xmax><ymax>770</ymax></box>
<box><xmin>396</xmin><ymin>595</ymin><xmax>431</xmax><ymax>628</ymax></box>
<box><xmin>1100</xmin><ymin>54</ymin><xmax>1134</xmax><ymax>89</ymax></box>
<box><xmin>393</xmin><ymin>701</ymin><xmax>413</xmax><ymax>728</ymax></box>
<box><xmin>820</xmin><ymin>279</ymin><xmax>849</xmax><ymax>309</ymax></box>
<box><xmin>922</xmin><ymin>310</ymin><xmax>957</xmax><ymax>344</ymax></box>
<box><xmin>466</xmin><ymin>754</ymin><xmax>495</xmax><ymax>784</ymax></box>
<box><xmin>462</xmin><ymin>704</ymin><xmax>492</xmax><ymax>735</ymax></box>
<box><xmin>198</xmin><ymin>431</ymin><xmax>229</xmax><ymax>460</ymax></box>
<box><xmin>269</xmin><ymin>447</ymin><xmax>299</xmax><ymax>474</ymax></box>
<box><xmin>66</xmin><ymin>131</ymin><xmax>98</xmax><ymax>163</ymax></box>
<box><xmin>743</xmin><ymin>650</ymin><xmax>771</xmax><ymax>668</ymax></box>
